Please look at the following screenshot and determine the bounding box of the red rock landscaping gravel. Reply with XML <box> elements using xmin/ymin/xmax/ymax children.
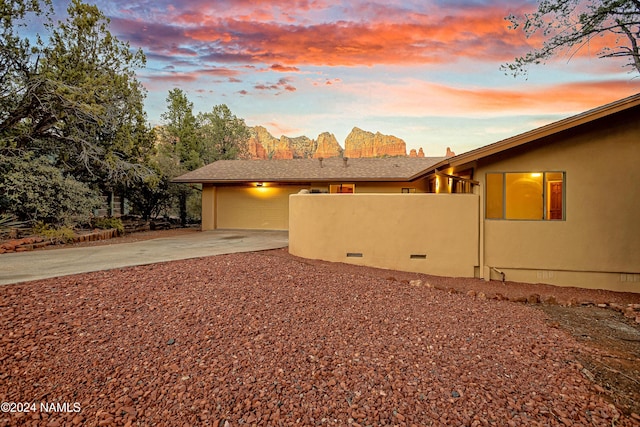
<box><xmin>0</xmin><ymin>250</ymin><xmax>636</xmax><ymax>426</ymax></box>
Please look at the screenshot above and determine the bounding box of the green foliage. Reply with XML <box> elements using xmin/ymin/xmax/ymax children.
<box><xmin>148</xmin><ymin>91</ymin><xmax>250</xmax><ymax>225</ymax></box>
<box><xmin>0</xmin><ymin>0</ymin><xmax>155</xmax><ymax>187</ymax></box>
<box><xmin>197</xmin><ymin>104</ymin><xmax>251</xmax><ymax>163</ymax></box>
<box><xmin>32</xmin><ymin>222</ymin><xmax>76</xmax><ymax>244</ymax></box>
<box><xmin>161</xmin><ymin>89</ymin><xmax>201</xmax><ymax>171</ymax></box>
<box><xmin>504</xmin><ymin>0</ymin><xmax>640</xmax><ymax>76</ymax></box>
<box><xmin>125</xmin><ymin>128</ymin><xmax>183</xmax><ymax>219</ymax></box>
<box><xmin>186</xmin><ymin>189</ymin><xmax>202</xmax><ymax>221</ymax></box>
<box><xmin>0</xmin><ymin>154</ymin><xmax>102</xmax><ymax>226</ymax></box>
<box><xmin>93</xmin><ymin>217</ymin><xmax>124</xmax><ymax>234</ymax></box>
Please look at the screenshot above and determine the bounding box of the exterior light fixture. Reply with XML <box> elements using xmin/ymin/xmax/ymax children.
<box><xmin>256</xmin><ymin>182</ymin><xmax>263</xmax><ymax>187</ymax></box>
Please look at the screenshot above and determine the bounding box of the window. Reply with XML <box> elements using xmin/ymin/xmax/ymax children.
<box><xmin>329</xmin><ymin>183</ymin><xmax>355</xmax><ymax>193</ymax></box>
<box><xmin>486</xmin><ymin>172</ymin><xmax>565</xmax><ymax>220</ymax></box>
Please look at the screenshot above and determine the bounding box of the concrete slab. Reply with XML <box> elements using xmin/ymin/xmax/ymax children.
<box><xmin>0</xmin><ymin>230</ymin><xmax>288</xmax><ymax>285</ymax></box>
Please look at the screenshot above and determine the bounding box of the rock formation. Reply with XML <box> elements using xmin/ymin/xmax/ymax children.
<box><xmin>445</xmin><ymin>147</ymin><xmax>456</xmax><ymax>157</ymax></box>
<box><xmin>246</xmin><ymin>126</ymin><xmax>432</xmax><ymax>160</ymax></box>
<box><xmin>313</xmin><ymin>132</ymin><xmax>343</xmax><ymax>158</ymax></box>
<box><xmin>281</xmin><ymin>135</ymin><xmax>316</xmax><ymax>159</ymax></box>
<box><xmin>271</xmin><ymin>138</ymin><xmax>294</xmax><ymax>159</ymax></box>
<box><xmin>409</xmin><ymin>148</ymin><xmax>425</xmax><ymax>158</ymax></box>
<box><xmin>343</xmin><ymin>127</ymin><xmax>407</xmax><ymax>158</ymax></box>
<box><xmin>248</xmin><ymin>126</ymin><xmax>280</xmax><ymax>159</ymax></box>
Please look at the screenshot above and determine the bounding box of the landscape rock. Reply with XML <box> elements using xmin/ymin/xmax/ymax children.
<box><xmin>1</xmin><ymin>245</ymin><xmax>638</xmax><ymax>425</ymax></box>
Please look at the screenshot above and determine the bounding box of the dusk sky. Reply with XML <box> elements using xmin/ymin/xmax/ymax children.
<box><xmin>55</xmin><ymin>0</ymin><xmax>639</xmax><ymax>155</ymax></box>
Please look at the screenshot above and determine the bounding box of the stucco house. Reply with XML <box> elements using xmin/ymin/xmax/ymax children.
<box><xmin>175</xmin><ymin>93</ymin><xmax>640</xmax><ymax>293</ymax></box>
<box><xmin>173</xmin><ymin>156</ymin><xmax>447</xmax><ymax>230</ymax></box>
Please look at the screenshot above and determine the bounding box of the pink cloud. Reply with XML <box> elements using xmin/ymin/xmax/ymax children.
<box><xmin>338</xmin><ymin>77</ymin><xmax>640</xmax><ymax>119</ymax></box>
<box><xmin>110</xmin><ymin>4</ymin><xmax>532</xmax><ymax>68</ymax></box>
<box><xmin>270</xmin><ymin>64</ymin><xmax>301</xmax><ymax>72</ymax></box>
<box><xmin>253</xmin><ymin>77</ymin><xmax>297</xmax><ymax>93</ymax></box>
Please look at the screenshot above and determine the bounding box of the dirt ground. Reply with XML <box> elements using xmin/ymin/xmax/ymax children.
<box><xmin>537</xmin><ymin>304</ymin><xmax>640</xmax><ymax>418</ymax></box>
<box><xmin>4</xmin><ymin>228</ymin><xmax>640</xmax><ymax>420</ymax></box>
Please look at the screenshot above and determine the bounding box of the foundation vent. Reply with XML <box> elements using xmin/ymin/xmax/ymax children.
<box><xmin>410</xmin><ymin>254</ymin><xmax>427</xmax><ymax>259</ymax></box>
<box><xmin>346</xmin><ymin>252</ymin><xmax>363</xmax><ymax>258</ymax></box>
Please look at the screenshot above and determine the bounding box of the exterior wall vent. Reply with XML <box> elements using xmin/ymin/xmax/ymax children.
<box><xmin>346</xmin><ymin>252</ymin><xmax>363</xmax><ymax>258</ymax></box>
<box><xmin>410</xmin><ymin>254</ymin><xmax>427</xmax><ymax>259</ymax></box>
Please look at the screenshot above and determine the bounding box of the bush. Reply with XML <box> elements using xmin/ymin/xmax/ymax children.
<box><xmin>0</xmin><ymin>154</ymin><xmax>103</xmax><ymax>227</ymax></box>
<box><xmin>93</xmin><ymin>217</ymin><xmax>124</xmax><ymax>235</ymax></box>
<box><xmin>32</xmin><ymin>222</ymin><xmax>76</xmax><ymax>244</ymax></box>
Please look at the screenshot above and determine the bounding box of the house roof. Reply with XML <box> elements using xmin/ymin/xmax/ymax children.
<box><xmin>173</xmin><ymin>156</ymin><xmax>447</xmax><ymax>184</ymax></box>
<box><xmin>431</xmin><ymin>92</ymin><xmax>640</xmax><ymax>172</ymax></box>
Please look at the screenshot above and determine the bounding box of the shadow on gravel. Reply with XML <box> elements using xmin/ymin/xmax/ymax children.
<box><xmin>537</xmin><ymin>305</ymin><xmax>640</xmax><ymax>417</ymax></box>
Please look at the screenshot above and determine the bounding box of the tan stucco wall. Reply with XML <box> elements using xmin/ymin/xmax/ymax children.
<box><xmin>477</xmin><ymin>112</ymin><xmax>640</xmax><ymax>292</ymax></box>
<box><xmin>202</xmin><ymin>180</ymin><xmax>431</xmax><ymax>231</ymax></box>
<box><xmin>216</xmin><ymin>185</ymin><xmax>308</xmax><ymax>230</ymax></box>
<box><xmin>289</xmin><ymin>193</ymin><xmax>479</xmax><ymax>277</ymax></box>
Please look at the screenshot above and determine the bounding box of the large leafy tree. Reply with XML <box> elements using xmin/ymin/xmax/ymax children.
<box><xmin>0</xmin><ymin>0</ymin><xmax>154</xmax><ymax>186</ymax></box>
<box><xmin>198</xmin><ymin>104</ymin><xmax>250</xmax><ymax>164</ymax></box>
<box><xmin>504</xmin><ymin>0</ymin><xmax>640</xmax><ymax>76</ymax></box>
<box><xmin>130</xmin><ymin>90</ymin><xmax>251</xmax><ymax>222</ymax></box>
<box><xmin>161</xmin><ymin>88</ymin><xmax>201</xmax><ymax>171</ymax></box>
<box><xmin>157</xmin><ymin>89</ymin><xmax>200</xmax><ymax>224</ymax></box>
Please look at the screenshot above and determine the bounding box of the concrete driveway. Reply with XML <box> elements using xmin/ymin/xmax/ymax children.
<box><xmin>0</xmin><ymin>230</ymin><xmax>288</xmax><ymax>286</ymax></box>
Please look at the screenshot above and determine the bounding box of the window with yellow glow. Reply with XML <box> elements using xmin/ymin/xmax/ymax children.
<box><xmin>329</xmin><ymin>184</ymin><xmax>355</xmax><ymax>193</ymax></box>
<box><xmin>486</xmin><ymin>172</ymin><xmax>565</xmax><ymax>220</ymax></box>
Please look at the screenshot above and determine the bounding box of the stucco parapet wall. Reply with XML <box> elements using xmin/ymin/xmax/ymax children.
<box><xmin>289</xmin><ymin>193</ymin><xmax>479</xmax><ymax>278</ymax></box>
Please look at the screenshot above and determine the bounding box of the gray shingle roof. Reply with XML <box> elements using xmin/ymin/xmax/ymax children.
<box><xmin>173</xmin><ymin>157</ymin><xmax>446</xmax><ymax>183</ymax></box>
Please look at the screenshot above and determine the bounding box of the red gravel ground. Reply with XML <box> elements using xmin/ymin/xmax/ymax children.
<box><xmin>1</xmin><ymin>245</ymin><xmax>639</xmax><ymax>426</ymax></box>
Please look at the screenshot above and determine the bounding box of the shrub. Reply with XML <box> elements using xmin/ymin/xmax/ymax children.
<box><xmin>32</xmin><ymin>222</ymin><xmax>76</xmax><ymax>244</ymax></box>
<box><xmin>93</xmin><ymin>217</ymin><xmax>124</xmax><ymax>235</ymax></box>
<box><xmin>0</xmin><ymin>154</ymin><xmax>103</xmax><ymax>227</ymax></box>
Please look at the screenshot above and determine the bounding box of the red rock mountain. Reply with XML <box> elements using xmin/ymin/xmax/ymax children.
<box><xmin>343</xmin><ymin>127</ymin><xmax>407</xmax><ymax>158</ymax></box>
<box><xmin>313</xmin><ymin>132</ymin><xmax>343</xmax><ymax>159</ymax></box>
<box><xmin>247</xmin><ymin>126</ymin><xmax>435</xmax><ymax>159</ymax></box>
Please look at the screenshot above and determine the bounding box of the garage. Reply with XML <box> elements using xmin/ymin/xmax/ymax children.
<box><xmin>216</xmin><ymin>185</ymin><xmax>308</xmax><ymax>230</ymax></box>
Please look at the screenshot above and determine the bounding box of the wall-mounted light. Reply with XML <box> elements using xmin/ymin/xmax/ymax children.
<box><xmin>256</xmin><ymin>182</ymin><xmax>263</xmax><ymax>187</ymax></box>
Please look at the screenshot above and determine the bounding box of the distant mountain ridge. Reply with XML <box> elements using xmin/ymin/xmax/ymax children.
<box><xmin>247</xmin><ymin>126</ymin><xmax>452</xmax><ymax>159</ymax></box>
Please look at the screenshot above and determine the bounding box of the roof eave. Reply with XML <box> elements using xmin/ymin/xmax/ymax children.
<box><xmin>431</xmin><ymin>93</ymin><xmax>640</xmax><ymax>172</ymax></box>
<box><xmin>172</xmin><ymin>177</ymin><xmax>426</xmax><ymax>184</ymax></box>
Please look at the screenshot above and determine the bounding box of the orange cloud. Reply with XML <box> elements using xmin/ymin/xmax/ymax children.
<box><xmin>339</xmin><ymin>77</ymin><xmax>640</xmax><ymax>118</ymax></box>
<box><xmin>176</xmin><ymin>5</ymin><xmax>530</xmax><ymax>67</ymax></box>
